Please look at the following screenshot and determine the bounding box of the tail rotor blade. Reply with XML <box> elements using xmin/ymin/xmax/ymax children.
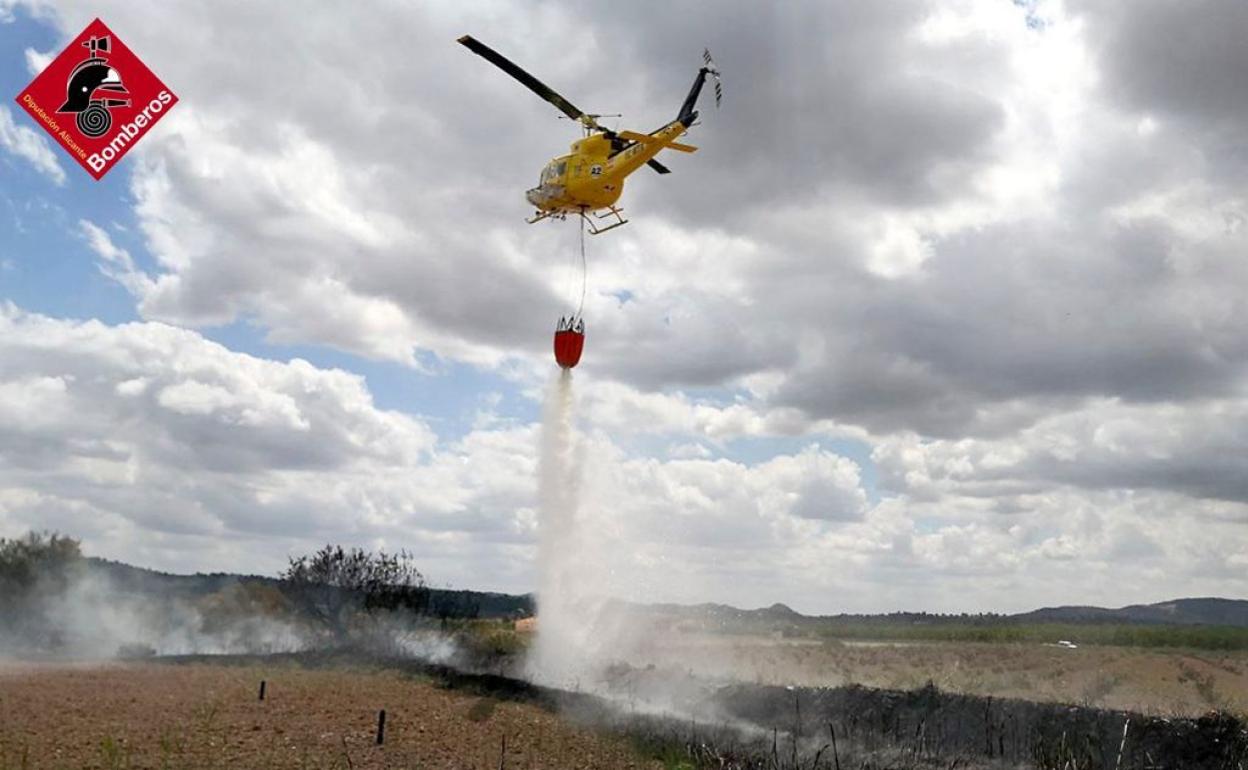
<box><xmin>703</xmin><ymin>49</ymin><xmax>723</xmax><ymax>107</ymax></box>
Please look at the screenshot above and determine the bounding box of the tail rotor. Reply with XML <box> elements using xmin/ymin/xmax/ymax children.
<box><xmin>703</xmin><ymin>49</ymin><xmax>722</xmax><ymax>107</ymax></box>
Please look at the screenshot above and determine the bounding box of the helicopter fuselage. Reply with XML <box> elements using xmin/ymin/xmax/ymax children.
<box><xmin>525</xmin><ymin>119</ymin><xmax>692</xmax><ymax>215</ymax></box>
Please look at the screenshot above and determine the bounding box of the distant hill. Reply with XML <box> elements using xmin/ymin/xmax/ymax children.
<box><xmin>1016</xmin><ymin>598</ymin><xmax>1248</xmax><ymax>627</ymax></box>
<box><xmin>88</xmin><ymin>557</ymin><xmax>279</xmax><ymax>598</ymax></box>
<box><xmin>84</xmin><ymin>558</ymin><xmax>1248</xmax><ymax>628</ymax></box>
<box><xmin>85</xmin><ymin>558</ymin><xmax>533</xmax><ymax>619</ymax></box>
<box><xmin>640</xmin><ymin>596</ymin><xmax>1248</xmax><ymax>633</ymax></box>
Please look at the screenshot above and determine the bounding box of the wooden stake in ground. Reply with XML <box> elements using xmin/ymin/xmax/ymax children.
<box><xmin>376</xmin><ymin>709</ymin><xmax>386</xmax><ymax>745</ymax></box>
<box><xmin>258</xmin><ymin>680</ymin><xmax>266</xmax><ymax>701</ymax></box>
<box><xmin>828</xmin><ymin>722</ymin><xmax>841</xmax><ymax>770</ymax></box>
<box><xmin>1115</xmin><ymin>719</ymin><xmax>1130</xmax><ymax>770</ymax></box>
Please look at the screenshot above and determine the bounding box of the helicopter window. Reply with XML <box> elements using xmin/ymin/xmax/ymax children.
<box><xmin>557</xmin><ymin>162</ymin><xmax>567</xmax><ymax>177</ymax></box>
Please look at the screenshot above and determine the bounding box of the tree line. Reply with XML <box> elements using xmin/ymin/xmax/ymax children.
<box><xmin>0</xmin><ymin>531</ymin><xmax>491</xmax><ymax>654</ymax></box>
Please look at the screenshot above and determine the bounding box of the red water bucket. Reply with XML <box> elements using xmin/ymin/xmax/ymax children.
<box><xmin>553</xmin><ymin>327</ymin><xmax>584</xmax><ymax>369</ymax></box>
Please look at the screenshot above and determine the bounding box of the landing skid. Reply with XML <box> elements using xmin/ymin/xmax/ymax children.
<box><xmin>525</xmin><ymin>209</ymin><xmax>561</xmax><ymax>225</ymax></box>
<box><xmin>524</xmin><ymin>206</ymin><xmax>629</xmax><ymax>234</ymax></box>
<box><xmin>582</xmin><ymin>205</ymin><xmax>628</xmax><ymax>235</ymax></box>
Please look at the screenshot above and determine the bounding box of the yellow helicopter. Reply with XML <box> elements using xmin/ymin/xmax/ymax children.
<box><xmin>458</xmin><ymin>35</ymin><xmax>721</xmax><ymax>234</ymax></box>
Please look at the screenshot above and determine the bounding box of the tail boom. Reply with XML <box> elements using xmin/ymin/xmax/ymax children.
<box><xmin>604</xmin><ymin>120</ymin><xmax>689</xmax><ymax>178</ymax></box>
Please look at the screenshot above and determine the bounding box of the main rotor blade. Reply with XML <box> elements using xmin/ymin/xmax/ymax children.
<box><xmin>647</xmin><ymin>159</ymin><xmax>671</xmax><ymax>174</ymax></box>
<box><xmin>458</xmin><ymin>35</ymin><xmax>585</xmax><ymax>122</ymax></box>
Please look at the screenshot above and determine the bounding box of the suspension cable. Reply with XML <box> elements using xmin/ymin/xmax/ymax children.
<box><xmin>577</xmin><ymin>211</ymin><xmax>587</xmax><ymax>320</ymax></box>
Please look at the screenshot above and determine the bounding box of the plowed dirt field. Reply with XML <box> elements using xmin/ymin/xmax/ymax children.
<box><xmin>0</xmin><ymin>661</ymin><xmax>658</xmax><ymax>770</ymax></box>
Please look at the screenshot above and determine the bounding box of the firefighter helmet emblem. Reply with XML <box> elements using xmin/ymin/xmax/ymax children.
<box><xmin>56</xmin><ymin>35</ymin><xmax>130</xmax><ymax>138</ymax></box>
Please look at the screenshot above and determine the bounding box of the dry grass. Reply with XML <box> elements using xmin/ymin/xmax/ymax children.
<box><xmin>0</xmin><ymin>662</ymin><xmax>659</xmax><ymax>770</ymax></box>
<box><xmin>632</xmin><ymin>633</ymin><xmax>1248</xmax><ymax>716</ymax></box>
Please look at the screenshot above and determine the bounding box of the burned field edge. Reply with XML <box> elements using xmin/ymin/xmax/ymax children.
<box><xmin>711</xmin><ymin>681</ymin><xmax>1248</xmax><ymax>770</ymax></box>
<box><xmin>154</xmin><ymin>651</ymin><xmax>1248</xmax><ymax>770</ymax></box>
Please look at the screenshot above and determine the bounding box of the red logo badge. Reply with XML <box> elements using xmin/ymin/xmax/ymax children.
<box><xmin>14</xmin><ymin>18</ymin><xmax>177</xmax><ymax>180</ymax></box>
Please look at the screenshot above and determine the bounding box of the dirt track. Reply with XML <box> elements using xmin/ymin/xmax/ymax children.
<box><xmin>0</xmin><ymin>662</ymin><xmax>657</xmax><ymax>769</ymax></box>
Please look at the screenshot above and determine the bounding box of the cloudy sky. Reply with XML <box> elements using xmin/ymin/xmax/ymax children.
<box><xmin>2</xmin><ymin>0</ymin><xmax>1246</xmax><ymax>614</ymax></box>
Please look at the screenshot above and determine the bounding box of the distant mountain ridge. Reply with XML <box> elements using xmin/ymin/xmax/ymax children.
<box><xmin>1015</xmin><ymin>597</ymin><xmax>1248</xmax><ymax>627</ymax></box>
<box><xmin>85</xmin><ymin>558</ymin><xmax>1248</xmax><ymax>628</ymax></box>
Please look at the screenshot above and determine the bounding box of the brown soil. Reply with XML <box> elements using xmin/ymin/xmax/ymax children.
<box><xmin>0</xmin><ymin>662</ymin><xmax>659</xmax><ymax>770</ymax></box>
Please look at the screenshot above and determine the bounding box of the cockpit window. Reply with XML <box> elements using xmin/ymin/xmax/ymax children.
<box><xmin>541</xmin><ymin>161</ymin><xmax>568</xmax><ymax>184</ymax></box>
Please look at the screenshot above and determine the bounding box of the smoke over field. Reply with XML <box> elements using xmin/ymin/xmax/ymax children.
<box><xmin>0</xmin><ymin>534</ymin><xmax>311</xmax><ymax>660</ymax></box>
<box><xmin>0</xmin><ymin>534</ymin><xmax>494</xmax><ymax>663</ymax></box>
